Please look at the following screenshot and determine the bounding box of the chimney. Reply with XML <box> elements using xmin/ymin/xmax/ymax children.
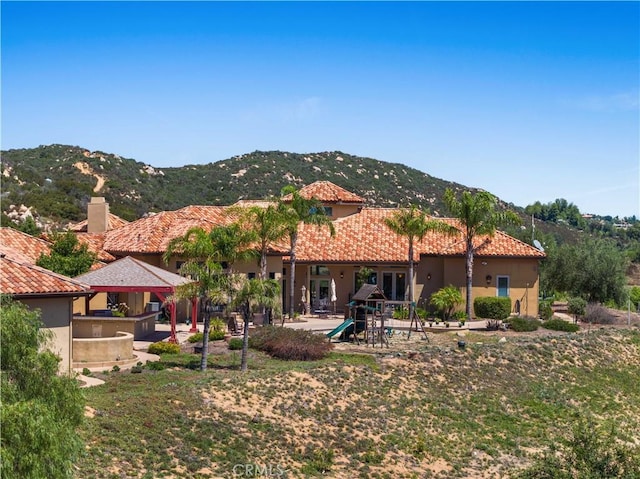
<box><xmin>87</xmin><ymin>197</ymin><xmax>109</xmax><ymax>233</ymax></box>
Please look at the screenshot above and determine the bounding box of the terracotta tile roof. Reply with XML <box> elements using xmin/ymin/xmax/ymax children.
<box><xmin>294</xmin><ymin>208</ymin><xmax>545</xmax><ymax>263</ymax></box>
<box><xmin>0</xmin><ymin>253</ymin><xmax>91</xmax><ymax>296</ymax></box>
<box><xmin>75</xmin><ymin>256</ymin><xmax>192</xmax><ymax>290</ymax></box>
<box><xmin>0</xmin><ymin>227</ymin><xmax>52</xmax><ymax>263</ymax></box>
<box><xmin>68</xmin><ymin>213</ymin><xmax>129</xmax><ymax>232</ymax></box>
<box><xmin>75</xmin><ymin>232</ymin><xmax>117</xmax><ymax>262</ymax></box>
<box><xmin>102</xmin><ymin>206</ymin><xmax>231</xmax><ymax>254</ymax></box>
<box><xmin>284</xmin><ymin>181</ymin><xmax>364</xmax><ymax>204</ymax></box>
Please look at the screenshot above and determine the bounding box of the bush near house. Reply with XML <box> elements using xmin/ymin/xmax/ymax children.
<box><xmin>542</xmin><ymin>319</ymin><xmax>580</xmax><ymax>333</ymax></box>
<box><xmin>505</xmin><ymin>316</ymin><xmax>541</xmax><ymax>332</ymax></box>
<box><xmin>249</xmin><ymin>326</ymin><xmax>333</xmax><ymax>361</ymax></box>
<box><xmin>474</xmin><ymin>296</ymin><xmax>511</xmax><ymax>320</ymax></box>
<box><xmin>147</xmin><ymin>342</ymin><xmax>181</xmax><ymax>355</ymax></box>
<box><xmin>567</xmin><ymin>297</ymin><xmax>587</xmax><ymax>322</ymax></box>
<box><xmin>539</xmin><ymin>299</ymin><xmax>554</xmax><ymax>321</ymax></box>
<box><xmin>188</xmin><ymin>329</ymin><xmax>226</xmax><ymax>343</ymax></box>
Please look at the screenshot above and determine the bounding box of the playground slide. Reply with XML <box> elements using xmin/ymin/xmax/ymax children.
<box><xmin>326</xmin><ymin>319</ymin><xmax>354</xmax><ymax>339</ymax></box>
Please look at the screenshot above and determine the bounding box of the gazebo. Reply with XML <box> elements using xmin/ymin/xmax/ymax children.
<box><xmin>75</xmin><ymin>256</ymin><xmax>196</xmax><ymax>343</ymax></box>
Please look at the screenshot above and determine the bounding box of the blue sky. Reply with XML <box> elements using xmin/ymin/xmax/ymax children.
<box><xmin>2</xmin><ymin>1</ymin><xmax>639</xmax><ymax>218</ymax></box>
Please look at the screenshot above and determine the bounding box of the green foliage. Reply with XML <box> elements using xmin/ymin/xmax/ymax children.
<box><xmin>538</xmin><ymin>299</ymin><xmax>554</xmax><ymax>321</ymax></box>
<box><xmin>430</xmin><ymin>285</ymin><xmax>464</xmax><ymax>321</ymax></box>
<box><xmin>301</xmin><ymin>448</ymin><xmax>334</xmax><ymax>474</ymax></box>
<box><xmin>567</xmin><ymin>297</ymin><xmax>587</xmax><ymax>319</ymax></box>
<box><xmin>542</xmin><ymin>319</ymin><xmax>580</xmax><ymax>332</ymax></box>
<box><xmin>187</xmin><ymin>328</ymin><xmax>226</xmax><ymax>343</ymax></box>
<box><xmin>474</xmin><ymin>296</ymin><xmax>512</xmax><ymax>320</ymax></box>
<box><xmin>443</xmin><ymin>188</ymin><xmax>521</xmax><ymax>319</ymax></box>
<box><xmin>505</xmin><ymin>316</ymin><xmax>541</xmax><ymax>332</ymax></box>
<box><xmin>0</xmin><ymin>299</ymin><xmax>84</xmax><ymax>479</ymax></box>
<box><xmin>147</xmin><ymin>341</ymin><xmax>181</xmax><ymax>355</ymax></box>
<box><xmin>35</xmin><ymin>231</ymin><xmax>96</xmax><ymax>277</ymax></box>
<box><xmin>542</xmin><ymin>238</ymin><xmax>629</xmax><ymax>305</ymax></box>
<box><xmin>517</xmin><ymin>418</ymin><xmax>640</xmax><ymax>479</ymax></box>
<box><xmin>630</xmin><ymin>286</ymin><xmax>640</xmax><ymax>307</ymax></box>
<box><xmin>249</xmin><ymin>326</ymin><xmax>333</xmax><ymax>361</ymax></box>
<box><xmin>16</xmin><ymin>216</ymin><xmax>42</xmax><ymax>236</ymax></box>
<box><xmin>228</xmin><ymin>337</ymin><xmax>243</xmax><ymax>350</ymax></box>
<box><xmin>525</xmin><ymin>198</ymin><xmax>586</xmax><ymax>229</ymax></box>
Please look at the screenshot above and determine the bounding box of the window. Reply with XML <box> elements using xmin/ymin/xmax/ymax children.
<box><xmin>323</xmin><ymin>207</ymin><xmax>333</xmax><ymax>216</ymax></box>
<box><xmin>497</xmin><ymin>276</ymin><xmax>509</xmax><ymax>297</ymax></box>
<box><xmin>310</xmin><ymin>265</ymin><xmax>330</xmax><ymax>276</ymax></box>
<box><xmin>248</xmin><ymin>272</ymin><xmax>256</xmax><ymax>280</ymax></box>
<box><xmin>382</xmin><ymin>271</ymin><xmax>406</xmax><ymax>301</ymax></box>
<box><xmin>269</xmin><ymin>272</ymin><xmax>275</xmax><ymax>280</ymax></box>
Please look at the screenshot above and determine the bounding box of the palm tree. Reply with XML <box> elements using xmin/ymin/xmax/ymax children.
<box><xmin>171</xmin><ymin>259</ymin><xmax>230</xmax><ymax>371</ymax></box>
<box><xmin>384</xmin><ymin>205</ymin><xmax>456</xmax><ymax>321</ymax></box>
<box><xmin>279</xmin><ymin>186</ymin><xmax>335</xmax><ymax>320</ymax></box>
<box><xmin>232</xmin><ymin>278</ymin><xmax>281</xmax><ymax>372</ymax></box>
<box><xmin>443</xmin><ymin>189</ymin><xmax>521</xmax><ymax>320</ymax></box>
<box><xmin>229</xmin><ymin>204</ymin><xmax>290</xmax><ymax>280</ymax></box>
<box><xmin>163</xmin><ymin>225</ymin><xmax>256</xmax><ymax>371</ymax></box>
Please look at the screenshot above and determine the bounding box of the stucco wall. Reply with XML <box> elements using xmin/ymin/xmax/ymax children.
<box><xmin>73</xmin><ymin>331</ymin><xmax>134</xmax><ymax>363</ymax></box>
<box><xmin>73</xmin><ymin>313</ymin><xmax>155</xmax><ymax>340</ymax></box>
<box><xmin>21</xmin><ymin>297</ymin><xmax>73</xmax><ymax>373</ymax></box>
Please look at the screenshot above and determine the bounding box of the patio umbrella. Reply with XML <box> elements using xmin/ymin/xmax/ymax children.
<box><xmin>330</xmin><ymin>278</ymin><xmax>337</xmax><ymax>314</ymax></box>
<box><xmin>301</xmin><ymin>285</ymin><xmax>307</xmax><ymax>314</ymax></box>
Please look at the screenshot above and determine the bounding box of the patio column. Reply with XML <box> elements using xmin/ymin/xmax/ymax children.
<box><xmin>190</xmin><ymin>297</ymin><xmax>198</xmax><ymax>333</ymax></box>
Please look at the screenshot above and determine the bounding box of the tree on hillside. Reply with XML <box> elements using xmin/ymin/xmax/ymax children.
<box><xmin>36</xmin><ymin>231</ymin><xmax>96</xmax><ymax>277</ymax></box>
<box><xmin>384</xmin><ymin>205</ymin><xmax>456</xmax><ymax>321</ymax></box>
<box><xmin>0</xmin><ymin>298</ymin><xmax>85</xmax><ymax>478</ymax></box>
<box><xmin>542</xmin><ymin>237</ymin><xmax>628</xmax><ymax>305</ymax></box>
<box><xmin>164</xmin><ymin>226</ymin><xmax>256</xmax><ymax>371</ymax></box>
<box><xmin>443</xmin><ymin>189</ymin><xmax>521</xmax><ymax>320</ymax></box>
<box><xmin>279</xmin><ymin>186</ymin><xmax>335</xmax><ymax>320</ymax></box>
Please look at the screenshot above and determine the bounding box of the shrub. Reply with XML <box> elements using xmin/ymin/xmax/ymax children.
<box><xmin>517</xmin><ymin>418</ymin><xmax>640</xmax><ymax>478</ymax></box>
<box><xmin>249</xmin><ymin>326</ymin><xmax>333</xmax><ymax>361</ymax></box>
<box><xmin>505</xmin><ymin>316</ymin><xmax>540</xmax><ymax>332</ymax></box>
<box><xmin>187</xmin><ymin>328</ymin><xmax>226</xmax><ymax>343</ymax></box>
<box><xmin>145</xmin><ymin>361</ymin><xmax>165</xmax><ymax>371</ymax></box>
<box><xmin>474</xmin><ymin>296</ymin><xmax>511</xmax><ymax>320</ymax></box>
<box><xmin>228</xmin><ymin>338</ymin><xmax>243</xmax><ymax>350</ymax></box>
<box><xmin>147</xmin><ymin>341</ymin><xmax>181</xmax><ymax>355</ymax></box>
<box><xmin>567</xmin><ymin>297</ymin><xmax>587</xmax><ymax>321</ymax></box>
<box><xmin>630</xmin><ymin>286</ymin><xmax>640</xmax><ymax>308</ymax></box>
<box><xmin>539</xmin><ymin>299</ymin><xmax>554</xmax><ymax>321</ymax></box>
<box><xmin>81</xmin><ymin>367</ymin><xmax>91</xmax><ymax>376</ymax></box>
<box><xmin>583</xmin><ymin>303</ymin><xmax>616</xmax><ymax>325</ymax></box>
<box><xmin>430</xmin><ymin>285</ymin><xmax>464</xmax><ymax>321</ymax></box>
<box><xmin>542</xmin><ymin>318</ymin><xmax>580</xmax><ymax>332</ymax></box>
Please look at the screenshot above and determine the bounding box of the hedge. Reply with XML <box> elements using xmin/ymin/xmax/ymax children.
<box><xmin>542</xmin><ymin>318</ymin><xmax>580</xmax><ymax>332</ymax></box>
<box><xmin>474</xmin><ymin>296</ymin><xmax>511</xmax><ymax>320</ymax></box>
<box><xmin>505</xmin><ymin>316</ymin><xmax>540</xmax><ymax>332</ymax></box>
<box><xmin>147</xmin><ymin>341</ymin><xmax>181</xmax><ymax>355</ymax></box>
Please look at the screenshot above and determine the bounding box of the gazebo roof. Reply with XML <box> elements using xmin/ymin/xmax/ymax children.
<box><xmin>75</xmin><ymin>256</ymin><xmax>192</xmax><ymax>293</ymax></box>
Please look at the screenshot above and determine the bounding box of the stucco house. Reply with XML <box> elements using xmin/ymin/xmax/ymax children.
<box><xmin>0</xmin><ymin>243</ymin><xmax>92</xmax><ymax>373</ymax></box>
<box><xmin>86</xmin><ymin>180</ymin><xmax>544</xmax><ymax>320</ymax></box>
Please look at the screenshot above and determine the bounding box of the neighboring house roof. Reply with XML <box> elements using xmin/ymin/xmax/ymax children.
<box><xmin>0</xmin><ymin>227</ymin><xmax>52</xmax><ymax>263</ymax></box>
<box><xmin>294</xmin><ymin>208</ymin><xmax>544</xmax><ymax>263</ymax></box>
<box><xmin>75</xmin><ymin>255</ymin><xmax>192</xmax><ymax>292</ymax></box>
<box><xmin>0</xmin><ymin>252</ymin><xmax>91</xmax><ymax>297</ymax></box>
<box><xmin>284</xmin><ymin>181</ymin><xmax>365</xmax><ymax>204</ymax></box>
<box><xmin>232</xmin><ymin>199</ymin><xmax>276</xmax><ymax>208</ymax></box>
<box><xmin>68</xmin><ymin>213</ymin><xmax>130</xmax><ymax>232</ymax></box>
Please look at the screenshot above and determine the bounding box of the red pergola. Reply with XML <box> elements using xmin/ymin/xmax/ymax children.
<box><xmin>76</xmin><ymin>256</ymin><xmax>198</xmax><ymax>343</ymax></box>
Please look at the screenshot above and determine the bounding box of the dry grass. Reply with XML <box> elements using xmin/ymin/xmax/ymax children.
<box><xmin>77</xmin><ymin>325</ymin><xmax>640</xmax><ymax>478</ymax></box>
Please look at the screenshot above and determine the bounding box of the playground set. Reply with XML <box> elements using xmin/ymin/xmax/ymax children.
<box><xmin>325</xmin><ymin>284</ymin><xmax>429</xmax><ymax>347</ymax></box>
